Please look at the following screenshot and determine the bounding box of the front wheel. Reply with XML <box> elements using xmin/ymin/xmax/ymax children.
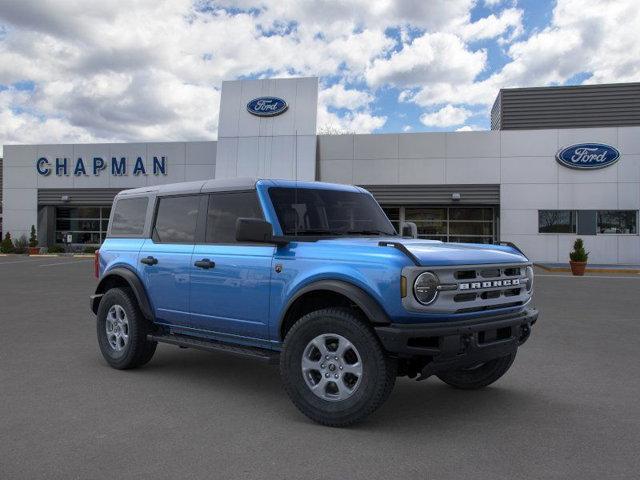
<box><xmin>280</xmin><ymin>308</ymin><xmax>396</xmax><ymax>427</ymax></box>
<box><xmin>436</xmin><ymin>353</ymin><xmax>516</xmax><ymax>390</ymax></box>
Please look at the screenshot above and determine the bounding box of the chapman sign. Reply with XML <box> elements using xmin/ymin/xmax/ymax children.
<box><xmin>556</xmin><ymin>143</ymin><xmax>620</xmax><ymax>170</ymax></box>
<box><xmin>36</xmin><ymin>156</ymin><xmax>168</xmax><ymax>176</ymax></box>
<box><xmin>246</xmin><ymin>97</ymin><xmax>288</xmax><ymax>117</ymax></box>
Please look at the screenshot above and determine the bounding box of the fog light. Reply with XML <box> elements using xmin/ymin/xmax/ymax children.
<box><xmin>414</xmin><ymin>272</ymin><xmax>439</xmax><ymax>305</ymax></box>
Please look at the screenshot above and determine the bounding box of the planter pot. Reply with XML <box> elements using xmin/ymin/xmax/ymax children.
<box><xmin>569</xmin><ymin>260</ymin><xmax>587</xmax><ymax>276</ymax></box>
<box><xmin>28</xmin><ymin>246</ymin><xmax>40</xmax><ymax>255</ymax></box>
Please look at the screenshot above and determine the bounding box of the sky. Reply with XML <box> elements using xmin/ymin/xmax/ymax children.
<box><xmin>0</xmin><ymin>0</ymin><xmax>638</xmax><ymax>154</ymax></box>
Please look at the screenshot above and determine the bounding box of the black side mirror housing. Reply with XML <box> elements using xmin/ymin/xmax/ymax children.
<box><xmin>236</xmin><ymin>218</ymin><xmax>285</xmax><ymax>244</ymax></box>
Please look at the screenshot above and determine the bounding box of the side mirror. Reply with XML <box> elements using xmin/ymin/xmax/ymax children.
<box><xmin>236</xmin><ymin>218</ymin><xmax>282</xmax><ymax>244</ymax></box>
<box><xmin>401</xmin><ymin>222</ymin><xmax>418</xmax><ymax>238</ymax></box>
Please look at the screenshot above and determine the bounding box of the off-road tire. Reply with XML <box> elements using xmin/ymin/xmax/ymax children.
<box><xmin>436</xmin><ymin>353</ymin><xmax>516</xmax><ymax>390</ymax></box>
<box><xmin>97</xmin><ymin>287</ymin><xmax>157</xmax><ymax>370</ymax></box>
<box><xmin>280</xmin><ymin>307</ymin><xmax>396</xmax><ymax>427</ymax></box>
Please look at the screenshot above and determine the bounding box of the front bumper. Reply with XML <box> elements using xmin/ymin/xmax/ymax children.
<box><xmin>375</xmin><ymin>308</ymin><xmax>538</xmax><ymax>377</ymax></box>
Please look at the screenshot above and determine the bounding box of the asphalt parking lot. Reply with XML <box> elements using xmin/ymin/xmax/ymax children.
<box><xmin>1</xmin><ymin>256</ymin><xmax>639</xmax><ymax>479</ymax></box>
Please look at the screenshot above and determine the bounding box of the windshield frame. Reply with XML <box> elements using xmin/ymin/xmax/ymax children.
<box><xmin>266</xmin><ymin>186</ymin><xmax>398</xmax><ymax>240</ymax></box>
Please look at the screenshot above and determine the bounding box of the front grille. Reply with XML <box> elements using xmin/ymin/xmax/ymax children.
<box><xmin>402</xmin><ymin>262</ymin><xmax>532</xmax><ymax>315</ymax></box>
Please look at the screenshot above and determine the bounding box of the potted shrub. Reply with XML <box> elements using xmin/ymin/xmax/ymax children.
<box><xmin>1</xmin><ymin>232</ymin><xmax>15</xmax><ymax>253</ymax></box>
<box><xmin>569</xmin><ymin>238</ymin><xmax>589</xmax><ymax>276</ymax></box>
<box><xmin>28</xmin><ymin>225</ymin><xmax>40</xmax><ymax>255</ymax></box>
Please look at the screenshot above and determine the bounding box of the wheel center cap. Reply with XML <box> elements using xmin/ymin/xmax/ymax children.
<box><xmin>328</xmin><ymin>363</ymin><xmax>336</xmax><ymax>371</ymax></box>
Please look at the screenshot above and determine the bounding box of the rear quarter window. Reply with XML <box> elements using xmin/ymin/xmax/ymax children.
<box><xmin>153</xmin><ymin>195</ymin><xmax>200</xmax><ymax>244</ymax></box>
<box><xmin>110</xmin><ymin>197</ymin><xmax>149</xmax><ymax>236</ymax></box>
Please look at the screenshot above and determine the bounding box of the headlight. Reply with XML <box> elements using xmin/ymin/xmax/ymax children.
<box><xmin>525</xmin><ymin>266</ymin><xmax>534</xmax><ymax>292</ymax></box>
<box><xmin>414</xmin><ymin>271</ymin><xmax>439</xmax><ymax>305</ymax></box>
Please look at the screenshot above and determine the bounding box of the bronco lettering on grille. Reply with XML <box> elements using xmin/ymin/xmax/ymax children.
<box><xmin>459</xmin><ymin>279</ymin><xmax>520</xmax><ymax>290</ymax></box>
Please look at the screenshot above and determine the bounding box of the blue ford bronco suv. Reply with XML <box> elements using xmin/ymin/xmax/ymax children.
<box><xmin>91</xmin><ymin>178</ymin><xmax>537</xmax><ymax>426</ymax></box>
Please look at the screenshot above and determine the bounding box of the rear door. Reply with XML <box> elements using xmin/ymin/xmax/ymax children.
<box><xmin>139</xmin><ymin>194</ymin><xmax>202</xmax><ymax>327</ymax></box>
<box><xmin>189</xmin><ymin>191</ymin><xmax>274</xmax><ymax>341</ymax></box>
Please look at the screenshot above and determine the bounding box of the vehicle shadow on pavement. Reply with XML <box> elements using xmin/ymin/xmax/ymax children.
<box><xmin>114</xmin><ymin>344</ymin><xmax>556</xmax><ymax>432</ymax></box>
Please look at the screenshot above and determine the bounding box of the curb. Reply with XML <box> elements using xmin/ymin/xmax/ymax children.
<box><xmin>535</xmin><ymin>263</ymin><xmax>640</xmax><ymax>275</ymax></box>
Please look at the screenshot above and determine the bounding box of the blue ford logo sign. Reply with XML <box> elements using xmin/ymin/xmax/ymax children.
<box><xmin>556</xmin><ymin>143</ymin><xmax>620</xmax><ymax>170</ymax></box>
<box><xmin>247</xmin><ymin>97</ymin><xmax>288</xmax><ymax>117</ymax></box>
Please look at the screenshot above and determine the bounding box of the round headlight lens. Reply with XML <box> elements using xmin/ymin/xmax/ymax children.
<box><xmin>414</xmin><ymin>272</ymin><xmax>439</xmax><ymax>305</ymax></box>
<box><xmin>525</xmin><ymin>266</ymin><xmax>534</xmax><ymax>292</ymax></box>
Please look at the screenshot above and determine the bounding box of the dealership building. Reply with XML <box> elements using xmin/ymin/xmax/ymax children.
<box><xmin>1</xmin><ymin>78</ymin><xmax>639</xmax><ymax>264</ymax></box>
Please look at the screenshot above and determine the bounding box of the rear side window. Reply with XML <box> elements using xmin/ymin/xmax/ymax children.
<box><xmin>110</xmin><ymin>197</ymin><xmax>148</xmax><ymax>236</ymax></box>
<box><xmin>206</xmin><ymin>192</ymin><xmax>263</xmax><ymax>243</ymax></box>
<box><xmin>153</xmin><ymin>195</ymin><xmax>200</xmax><ymax>243</ymax></box>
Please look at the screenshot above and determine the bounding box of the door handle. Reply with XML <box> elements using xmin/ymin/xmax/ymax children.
<box><xmin>194</xmin><ymin>259</ymin><xmax>215</xmax><ymax>269</ymax></box>
<box><xmin>140</xmin><ymin>256</ymin><xmax>158</xmax><ymax>266</ymax></box>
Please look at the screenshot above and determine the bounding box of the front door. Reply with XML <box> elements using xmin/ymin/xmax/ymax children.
<box><xmin>139</xmin><ymin>194</ymin><xmax>201</xmax><ymax>327</ymax></box>
<box><xmin>189</xmin><ymin>191</ymin><xmax>274</xmax><ymax>341</ymax></box>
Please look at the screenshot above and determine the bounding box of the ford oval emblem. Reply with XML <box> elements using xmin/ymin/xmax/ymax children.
<box><xmin>556</xmin><ymin>143</ymin><xmax>620</xmax><ymax>170</ymax></box>
<box><xmin>246</xmin><ymin>97</ymin><xmax>288</xmax><ymax>117</ymax></box>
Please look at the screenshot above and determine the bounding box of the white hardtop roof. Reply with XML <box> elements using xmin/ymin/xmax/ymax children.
<box><xmin>115</xmin><ymin>177</ymin><xmax>363</xmax><ymax>199</ymax></box>
<box><xmin>116</xmin><ymin>177</ymin><xmax>258</xmax><ymax>197</ymax></box>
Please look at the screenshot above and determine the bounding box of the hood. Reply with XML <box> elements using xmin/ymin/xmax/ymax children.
<box><xmin>315</xmin><ymin>237</ymin><xmax>528</xmax><ymax>266</ymax></box>
<box><xmin>397</xmin><ymin>238</ymin><xmax>528</xmax><ymax>266</ymax></box>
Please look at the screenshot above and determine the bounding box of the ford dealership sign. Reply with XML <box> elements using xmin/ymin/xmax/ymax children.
<box><xmin>247</xmin><ymin>97</ymin><xmax>288</xmax><ymax>117</ymax></box>
<box><xmin>556</xmin><ymin>143</ymin><xmax>620</xmax><ymax>170</ymax></box>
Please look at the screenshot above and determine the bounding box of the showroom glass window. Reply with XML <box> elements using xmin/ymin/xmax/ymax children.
<box><xmin>538</xmin><ymin>210</ymin><xmax>577</xmax><ymax>233</ymax></box>
<box><xmin>153</xmin><ymin>195</ymin><xmax>200</xmax><ymax>243</ymax></box>
<box><xmin>206</xmin><ymin>192</ymin><xmax>263</xmax><ymax>244</ymax></box>
<box><xmin>597</xmin><ymin>211</ymin><xmax>638</xmax><ymax>234</ymax></box>
<box><xmin>55</xmin><ymin>206</ymin><xmax>112</xmax><ymax>245</ymax></box>
<box><xmin>401</xmin><ymin>207</ymin><xmax>495</xmax><ymax>243</ymax></box>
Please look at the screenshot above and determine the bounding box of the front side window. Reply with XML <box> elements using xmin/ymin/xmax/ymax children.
<box><xmin>206</xmin><ymin>192</ymin><xmax>263</xmax><ymax>243</ymax></box>
<box><xmin>153</xmin><ymin>195</ymin><xmax>200</xmax><ymax>243</ymax></box>
<box><xmin>110</xmin><ymin>197</ymin><xmax>148</xmax><ymax>236</ymax></box>
<box><xmin>597</xmin><ymin>210</ymin><xmax>638</xmax><ymax>234</ymax></box>
<box><xmin>269</xmin><ymin>187</ymin><xmax>396</xmax><ymax>236</ymax></box>
<box><xmin>538</xmin><ymin>210</ymin><xmax>576</xmax><ymax>233</ymax></box>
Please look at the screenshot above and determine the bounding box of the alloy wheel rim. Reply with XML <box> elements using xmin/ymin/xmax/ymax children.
<box><xmin>301</xmin><ymin>333</ymin><xmax>363</xmax><ymax>402</ymax></box>
<box><xmin>105</xmin><ymin>305</ymin><xmax>129</xmax><ymax>352</ymax></box>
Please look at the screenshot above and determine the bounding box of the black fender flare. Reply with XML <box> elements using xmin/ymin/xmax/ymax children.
<box><xmin>91</xmin><ymin>267</ymin><xmax>154</xmax><ymax>320</ymax></box>
<box><xmin>280</xmin><ymin>279</ymin><xmax>391</xmax><ymax>329</ymax></box>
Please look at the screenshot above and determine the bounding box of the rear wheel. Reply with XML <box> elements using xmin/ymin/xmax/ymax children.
<box><xmin>436</xmin><ymin>353</ymin><xmax>516</xmax><ymax>390</ymax></box>
<box><xmin>280</xmin><ymin>308</ymin><xmax>396</xmax><ymax>427</ymax></box>
<box><xmin>97</xmin><ymin>288</ymin><xmax>157</xmax><ymax>369</ymax></box>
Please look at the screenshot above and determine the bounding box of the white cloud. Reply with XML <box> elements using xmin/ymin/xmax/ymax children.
<box><xmin>0</xmin><ymin>0</ymin><xmax>638</xmax><ymax>147</ymax></box>
<box><xmin>366</xmin><ymin>32</ymin><xmax>486</xmax><ymax>88</ymax></box>
<box><xmin>456</xmin><ymin>125</ymin><xmax>484</xmax><ymax>131</ymax></box>
<box><xmin>317</xmin><ymin>106</ymin><xmax>386</xmax><ymax>134</ymax></box>
<box><xmin>420</xmin><ymin>105</ymin><xmax>472</xmax><ymax>127</ymax></box>
<box><xmin>402</xmin><ymin>125</ymin><xmax>413</xmax><ymax>132</ymax></box>
<box><xmin>319</xmin><ymin>84</ymin><xmax>373</xmax><ymax>110</ymax></box>
<box><xmin>459</xmin><ymin>7</ymin><xmax>523</xmax><ymax>42</ymax></box>
<box><xmin>404</xmin><ymin>0</ymin><xmax>640</xmax><ymax>110</ymax></box>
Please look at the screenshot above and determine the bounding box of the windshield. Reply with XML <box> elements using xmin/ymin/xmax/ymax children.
<box><xmin>268</xmin><ymin>187</ymin><xmax>397</xmax><ymax>237</ymax></box>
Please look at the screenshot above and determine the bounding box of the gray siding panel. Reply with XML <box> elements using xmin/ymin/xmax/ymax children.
<box><xmin>492</xmin><ymin>83</ymin><xmax>640</xmax><ymax>130</ymax></box>
<box><xmin>362</xmin><ymin>184</ymin><xmax>499</xmax><ymax>205</ymax></box>
<box><xmin>38</xmin><ymin>188</ymin><xmax>123</xmax><ymax>206</ymax></box>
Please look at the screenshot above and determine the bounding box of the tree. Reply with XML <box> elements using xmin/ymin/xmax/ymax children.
<box><xmin>317</xmin><ymin>123</ymin><xmax>355</xmax><ymax>135</ymax></box>
<box><xmin>29</xmin><ymin>225</ymin><xmax>38</xmax><ymax>248</ymax></box>
<box><xmin>1</xmin><ymin>232</ymin><xmax>15</xmax><ymax>253</ymax></box>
